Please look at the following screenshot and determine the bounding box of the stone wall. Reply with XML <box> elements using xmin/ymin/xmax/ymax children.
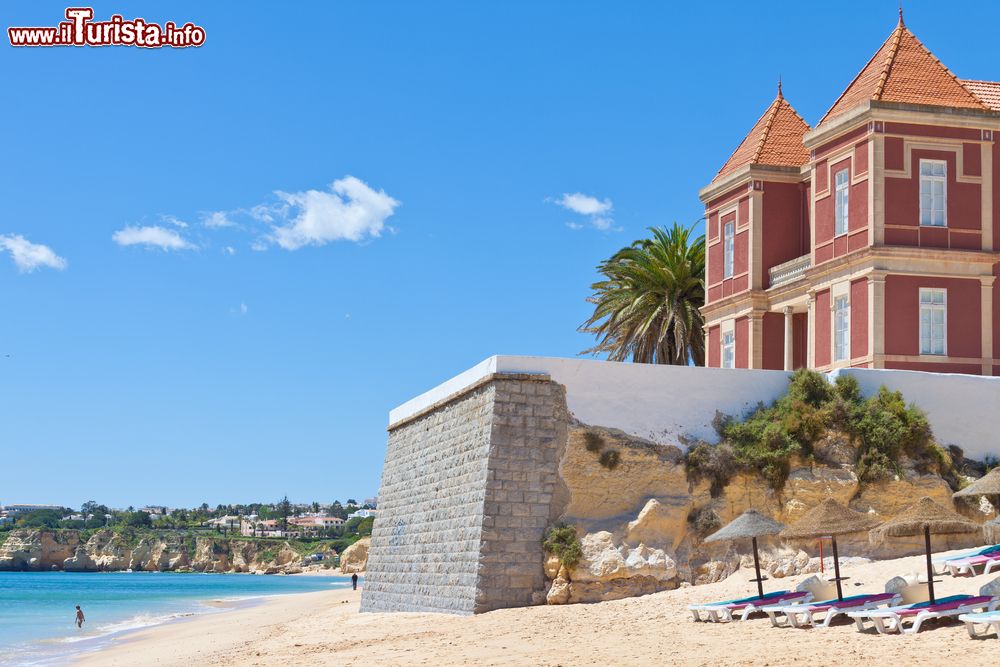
<box><xmin>476</xmin><ymin>376</ymin><xmax>567</xmax><ymax>611</ymax></box>
<box><xmin>360</xmin><ymin>380</ymin><xmax>496</xmax><ymax>614</ymax></box>
<box><xmin>361</xmin><ymin>373</ymin><xmax>568</xmax><ymax>614</ymax></box>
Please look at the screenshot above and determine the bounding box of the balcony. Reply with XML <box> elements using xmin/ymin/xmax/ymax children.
<box><xmin>768</xmin><ymin>254</ymin><xmax>810</xmax><ymax>288</ymax></box>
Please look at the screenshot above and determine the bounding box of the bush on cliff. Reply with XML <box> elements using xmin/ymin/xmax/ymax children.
<box><xmin>687</xmin><ymin>505</ymin><xmax>723</xmax><ymax>538</ymax></box>
<box><xmin>685</xmin><ymin>369</ymin><xmax>959</xmax><ymax>494</ymax></box>
<box><xmin>542</xmin><ymin>524</ymin><xmax>582</xmax><ymax>569</ymax></box>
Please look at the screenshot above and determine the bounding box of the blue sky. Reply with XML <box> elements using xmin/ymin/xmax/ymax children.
<box><xmin>2</xmin><ymin>1</ymin><xmax>998</xmax><ymax>509</ymax></box>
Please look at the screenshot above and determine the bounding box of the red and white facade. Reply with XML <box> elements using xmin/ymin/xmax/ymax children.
<box><xmin>701</xmin><ymin>16</ymin><xmax>1000</xmax><ymax>376</ymax></box>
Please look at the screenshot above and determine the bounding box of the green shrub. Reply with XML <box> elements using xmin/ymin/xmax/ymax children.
<box><xmin>583</xmin><ymin>431</ymin><xmax>604</xmax><ymax>453</ymax></box>
<box><xmin>542</xmin><ymin>524</ymin><xmax>582</xmax><ymax>569</ymax></box>
<box><xmin>686</xmin><ymin>370</ymin><xmax>959</xmax><ymax>493</ymax></box>
<box><xmin>598</xmin><ymin>449</ymin><xmax>621</xmax><ymax>470</ymax></box>
<box><xmin>356</xmin><ymin>516</ymin><xmax>374</xmax><ymax>537</ymax></box>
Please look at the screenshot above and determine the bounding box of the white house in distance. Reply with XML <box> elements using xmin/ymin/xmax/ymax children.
<box><xmin>289</xmin><ymin>514</ymin><xmax>345</xmax><ymax>531</ymax></box>
<box><xmin>204</xmin><ymin>515</ymin><xmax>241</xmax><ymax>531</ymax></box>
<box><xmin>348</xmin><ymin>509</ymin><xmax>376</xmax><ymax>520</ymax></box>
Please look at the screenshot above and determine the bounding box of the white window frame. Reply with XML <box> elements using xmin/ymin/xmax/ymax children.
<box><xmin>721</xmin><ymin>330</ymin><xmax>735</xmax><ymax>369</ymax></box>
<box><xmin>919</xmin><ymin>288</ymin><xmax>947</xmax><ymax>356</ymax></box>
<box><xmin>833</xmin><ymin>295</ymin><xmax>850</xmax><ymax>362</ymax></box>
<box><xmin>834</xmin><ymin>169</ymin><xmax>849</xmax><ymax>236</ymax></box>
<box><xmin>919</xmin><ymin>159</ymin><xmax>947</xmax><ymax>228</ymax></box>
<box><xmin>723</xmin><ymin>221</ymin><xmax>734</xmax><ymax>279</ymax></box>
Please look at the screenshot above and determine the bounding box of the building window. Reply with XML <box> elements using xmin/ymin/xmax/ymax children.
<box><xmin>723</xmin><ymin>221</ymin><xmax>734</xmax><ymax>278</ymax></box>
<box><xmin>833</xmin><ymin>295</ymin><xmax>850</xmax><ymax>362</ymax></box>
<box><xmin>721</xmin><ymin>331</ymin><xmax>735</xmax><ymax>369</ymax></box>
<box><xmin>919</xmin><ymin>288</ymin><xmax>947</xmax><ymax>355</ymax></box>
<box><xmin>834</xmin><ymin>169</ymin><xmax>849</xmax><ymax>236</ymax></box>
<box><xmin>919</xmin><ymin>160</ymin><xmax>947</xmax><ymax>227</ymax></box>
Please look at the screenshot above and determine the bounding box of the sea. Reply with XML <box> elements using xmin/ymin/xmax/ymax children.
<box><xmin>0</xmin><ymin>571</ymin><xmax>356</xmax><ymax>666</ymax></box>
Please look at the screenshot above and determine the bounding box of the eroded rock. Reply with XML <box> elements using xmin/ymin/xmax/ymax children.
<box><xmin>340</xmin><ymin>537</ymin><xmax>370</xmax><ymax>574</ymax></box>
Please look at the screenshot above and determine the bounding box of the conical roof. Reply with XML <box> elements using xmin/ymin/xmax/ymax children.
<box><xmin>704</xmin><ymin>509</ymin><xmax>785</xmax><ymax>543</ymax></box>
<box><xmin>820</xmin><ymin>15</ymin><xmax>988</xmax><ymax>124</ymax></box>
<box><xmin>869</xmin><ymin>497</ymin><xmax>981</xmax><ymax>542</ymax></box>
<box><xmin>953</xmin><ymin>468</ymin><xmax>1000</xmax><ymax>498</ymax></box>
<box><xmin>714</xmin><ymin>86</ymin><xmax>810</xmax><ymax>181</ymax></box>
<box><xmin>780</xmin><ymin>498</ymin><xmax>881</xmax><ymax>539</ymax></box>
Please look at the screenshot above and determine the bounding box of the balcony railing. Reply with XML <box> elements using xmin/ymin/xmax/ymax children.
<box><xmin>768</xmin><ymin>254</ymin><xmax>810</xmax><ymax>288</ymax></box>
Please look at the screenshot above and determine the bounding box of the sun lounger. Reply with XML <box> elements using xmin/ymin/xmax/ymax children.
<box><xmin>847</xmin><ymin>594</ymin><xmax>999</xmax><ymax>635</ymax></box>
<box><xmin>958</xmin><ymin>610</ymin><xmax>1000</xmax><ymax>638</ymax></box>
<box><xmin>689</xmin><ymin>590</ymin><xmax>811</xmax><ymax>623</ymax></box>
<box><xmin>933</xmin><ymin>545</ymin><xmax>1000</xmax><ymax>575</ymax></box>
<box><xmin>689</xmin><ymin>590</ymin><xmax>790</xmax><ymax>621</ymax></box>
<box><xmin>944</xmin><ymin>551</ymin><xmax>1000</xmax><ymax>577</ymax></box>
<box><xmin>761</xmin><ymin>592</ymin><xmax>901</xmax><ymax>628</ymax></box>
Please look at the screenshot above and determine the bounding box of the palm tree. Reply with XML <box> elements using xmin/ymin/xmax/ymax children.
<box><xmin>579</xmin><ymin>223</ymin><xmax>706</xmax><ymax>365</ymax></box>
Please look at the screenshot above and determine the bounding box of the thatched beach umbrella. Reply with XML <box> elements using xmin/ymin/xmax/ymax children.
<box><xmin>780</xmin><ymin>499</ymin><xmax>880</xmax><ymax>601</ymax></box>
<box><xmin>705</xmin><ymin>509</ymin><xmax>785</xmax><ymax>598</ymax></box>
<box><xmin>869</xmin><ymin>497</ymin><xmax>981</xmax><ymax>604</ymax></box>
<box><xmin>953</xmin><ymin>468</ymin><xmax>1000</xmax><ymax>516</ymax></box>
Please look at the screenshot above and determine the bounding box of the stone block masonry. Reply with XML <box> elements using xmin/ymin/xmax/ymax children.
<box><xmin>361</xmin><ymin>373</ymin><xmax>568</xmax><ymax>614</ymax></box>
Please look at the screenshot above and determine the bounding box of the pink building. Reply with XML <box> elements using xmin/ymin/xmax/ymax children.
<box><xmin>702</xmin><ymin>14</ymin><xmax>1000</xmax><ymax>376</ymax></box>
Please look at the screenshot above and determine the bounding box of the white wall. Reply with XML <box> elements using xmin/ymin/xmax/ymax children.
<box><xmin>392</xmin><ymin>356</ymin><xmax>1000</xmax><ymax>460</ymax></box>
<box><xmin>832</xmin><ymin>368</ymin><xmax>1000</xmax><ymax>460</ymax></box>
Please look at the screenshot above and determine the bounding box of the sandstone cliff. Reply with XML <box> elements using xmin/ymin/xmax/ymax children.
<box><xmin>339</xmin><ymin>536</ymin><xmax>370</xmax><ymax>574</ymax></box>
<box><xmin>0</xmin><ymin>529</ymin><xmax>332</xmax><ymax>575</ymax></box>
<box><xmin>544</xmin><ymin>424</ymin><xmax>988</xmax><ymax>604</ymax></box>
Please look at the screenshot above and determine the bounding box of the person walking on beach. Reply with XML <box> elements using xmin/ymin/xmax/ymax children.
<box><xmin>352</xmin><ymin>573</ymin><xmax>358</xmax><ymax>590</ymax></box>
<box><xmin>75</xmin><ymin>606</ymin><xmax>85</xmax><ymax>629</ymax></box>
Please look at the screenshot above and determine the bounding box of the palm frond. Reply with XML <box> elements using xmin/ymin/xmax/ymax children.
<box><xmin>579</xmin><ymin>222</ymin><xmax>705</xmax><ymax>365</ymax></box>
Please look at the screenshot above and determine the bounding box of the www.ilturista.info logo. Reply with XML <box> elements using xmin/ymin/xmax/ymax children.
<box><xmin>8</xmin><ymin>7</ymin><xmax>205</xmax><ymax>48</ymax></box>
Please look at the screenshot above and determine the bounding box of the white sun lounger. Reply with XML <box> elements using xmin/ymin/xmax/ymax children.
<box><xmin>958</xmin><ymin>610</ymin><xmax>1000</xmax><ymax>638</ymax></box>
<box><xmin>847</xmin><ymin>595</ymin><xmax>999</xmax><ymax>635</ymax></box>
<box><xmin>689</xmin><ymin>590</ymin><xmax>812</xmax><ymax>623</ymax></box>
<box><xmin>933</xmin><ymin>545</ymin><xmax>1000</xmax><ymax>575</ymax></box>
<box><xmin>761</xmin><ymin>592</ymin><xmax>901</xmax><ymax>628</ymax></box>
<box><xmin>943</xmin><ymin>553</ymin><xmax>1000</xmax><ymax>577</ymax></box>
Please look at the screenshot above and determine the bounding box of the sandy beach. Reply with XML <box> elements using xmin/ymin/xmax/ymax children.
<box><xmin>71</xmin><ymin>548</ymin><xmax>1000</xmax><ymax>667</ymax></box>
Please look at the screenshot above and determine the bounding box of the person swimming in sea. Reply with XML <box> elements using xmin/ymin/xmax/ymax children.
<box><xmin>75</xmin><ymin>605</ymin><xmax>85</xmax><ymax>629</ymax></box>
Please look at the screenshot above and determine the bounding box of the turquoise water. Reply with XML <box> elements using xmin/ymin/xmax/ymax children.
<box><xmin>0</xmin><ymin>572</ymin><xmax>355</xmax><ymax>666</ymax></box>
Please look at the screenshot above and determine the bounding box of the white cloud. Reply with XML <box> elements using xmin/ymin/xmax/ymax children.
<box><xmin>270</xmin><ymin>176</ymin><xmax>400</xmax><ymax>250</ymax></box>
<box><xmin>223</xmin><ymin>246</ymin><xmax>236</xmax><ymax>256</ymax></box>
<box><xmin>552</xmin><ymin>192</ymin><xmax>619</xmax><ymax>232</ymax></box>
<box><xmin>0</xmin><ymin>234</ymin><xmax>67</xmax><ymax>272</ymax></box>
<box><xmin>112</xmin><ymin>225</ymin><xmax>195</xmax><ymax>251</ymax></box>
<box><xmin>591</xmin><ymin>217</ymin><xmax>617</xmax><ymax>231</ymax></box>
<box><xmin>203</xmin><ymin>211</ymin><xmax>235</xmax><ymax>229</ymax></box>
<box><xmin>239</xmin><ymin>302</ymin><xmax>248</xmax><ymax>315</ymax></box>
<box><xmin>161</xmin><ymin>215</ymin><xmax>188</xmax><ymax>228</ymax></box>
<box><xmin>555</xmin><ymin>193</ymin><xmax>612</xmax><ymax>216</ymax></box>
<box><xmin>248</xmin><ymin>204</ymin><xmax>280</xmax><ymax>223</ymax></box>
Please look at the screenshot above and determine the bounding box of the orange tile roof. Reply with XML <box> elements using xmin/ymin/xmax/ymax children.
<box><xmin>820</xmin><ymin>17</ymin><xmax>988</xmax><ymax>124</ymax></box>
<box><xmin>715</xmin><ymin>88</ymin><xmax>811</xmax><ymax>181</ymax></box>
<box><xmin>962</xmin><ymin>80</ymin><xmax>1000</xmax><ymax>111</ymax></box>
